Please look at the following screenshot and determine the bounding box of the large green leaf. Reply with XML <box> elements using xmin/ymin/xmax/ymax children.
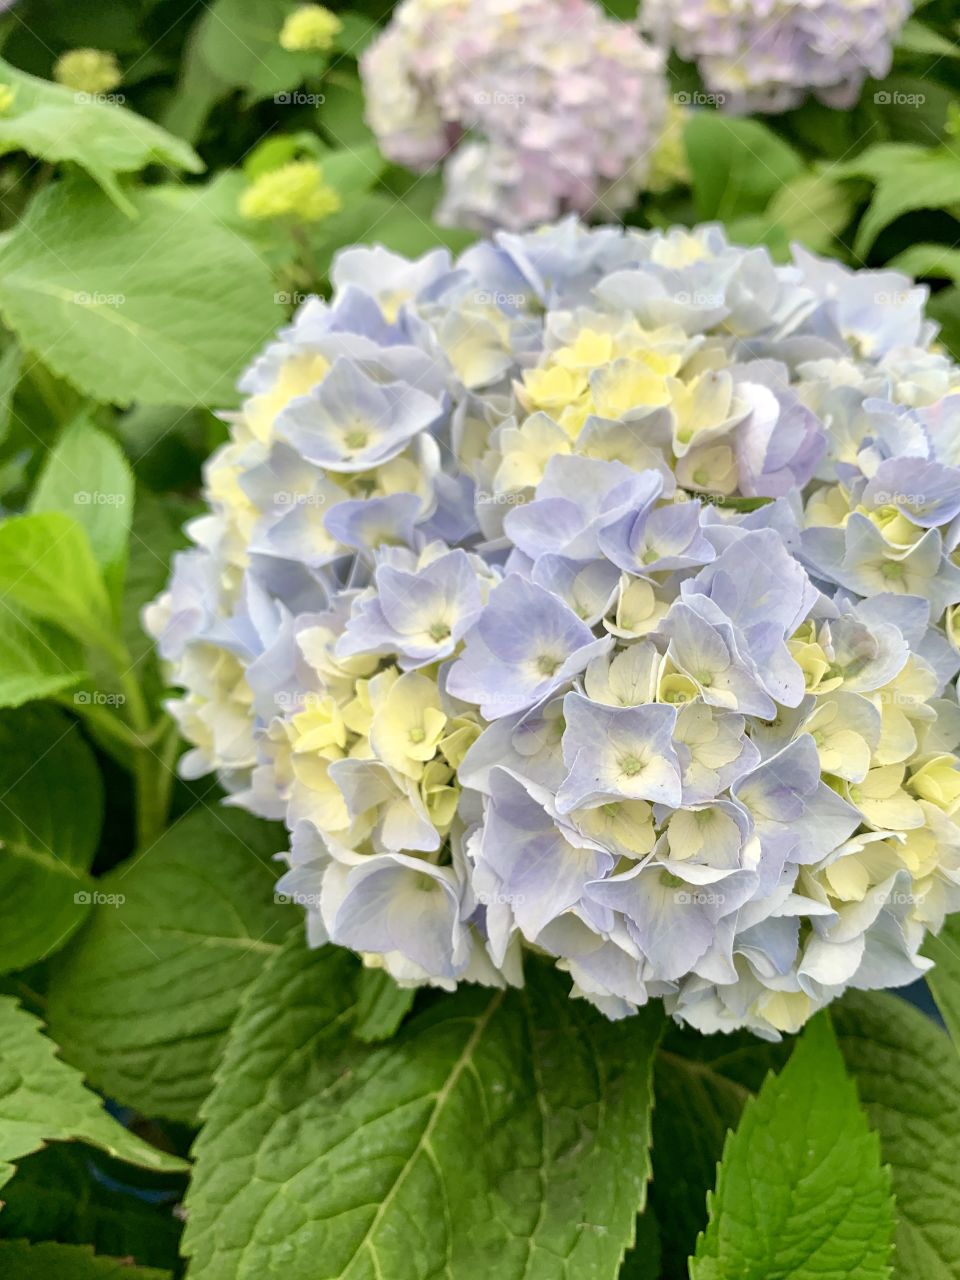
<box><xmin>0</xmin><ymin>996</ymin><xmax>185</xmax><ymax>1192</ymax></box>
<box><xmin>832</xmin><ymin>144</ymin><xmax>960</xmax><ymax>254</ymax></box>
<box><xmin>184</xmin><ymin>940</ymin><xmax>664</xmax><ymax>1279</ymax></box>
<box><xmin>0</xmin><ymin>1240</ymin><xmax>171</xmax><ymax>1279</ymax></box>
<box><xmin>0</xmin><ymin>1144</ymin><xmax>181</xmax><ymax>1270</ymax></box>
<box><xmin>0</xmin><ymin>57</ymin><xmax>201</xmax><ymax>214</ymax></box>
<box><xmin>924</xmin><ymin>915</ymin><xmax>960</xmax><ymax>1047</ymax></box>
<box><xmin>0</xmin><ymin>705</ymin><xmax>103</xmax><ymax>974</ymax></box>
<box><xmin>654</xmin><ymin>992</ymin><xmax>960</xmax><ymax>1280</ymax></box>
<box><xmin>0</xmin><ymin>512</ymin><xmax>115</xmax><ymax>652</ymax></box>
<box><xmin>834</xmin><ymin>992</ymin><xmax>960</xmax><ymax>1278</ymax></box>
<box><xmin>168</xmin><ymin>0</ymin><xmax>324</xmax><ymax>139</ymax></box>
<box><xmin>352</xmin><ymin>968</ymin><xmax>416</xmax><ymax>1043</ymax></box>
<box><xmin>46</xmin><ymin>808</ymin><xmax>296</xmax><ymax>1124</ymax></box>
<box><xmin>30</xmin><ymin>418</ymin><xmax>134</xmax><ymax>600</ymax></box>
<box><xmin>887</xmin><ymin>244</ymin><xmax>960</xmax><ymax>284</ymax></box>
<box><xmin>0</xmin><ymin>606</ymin><xmax>86</xmax><ymax>709</ymax></box>
<box><xmin>0</xmin><ymin>178</ymin><xmax>278</xmax><ymax>408</ymax></box>
<box><xmin>684</xmin><ymin>114</ymin><xmax>805</xmax><ymax>223</ymax></box>
<box><xmin>691</xmin><ymin>1013</ymin><xmax>894</xmax><ymax>1279</ymax></box>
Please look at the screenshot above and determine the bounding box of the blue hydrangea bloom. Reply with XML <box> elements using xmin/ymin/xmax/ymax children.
<box><xmin>146</xmin><ymin>221</ymin><xmax>960</xmax><ymax>1038</ymax></box>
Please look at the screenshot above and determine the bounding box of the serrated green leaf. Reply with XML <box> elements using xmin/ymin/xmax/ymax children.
<box><xmin>685</xmin><ymin>114</ymin><xmax>805</xmax><ymax>223</ymax></box>
<box><xmin>0</xmin><ymin>606</ymin><xmax>86</xmax><ymax>709</ymax></box>
<box><xmin>833</xmin><ymin>993</ymin><xmax>960</xmax><ymax>1279</ymax></box>
<box><xmin>0</xmin><ymin>996</ymin><xmax>186</xmax><ymax>1192</ymax></box>
<box><xmin>46</xmin><ymin>807</ymin><xmax>296</xmax><ymax>1124</ymax></box>
<box><xmin>0</xmin><ymin>1144</ymin><xmax>181</xmax><ymax>1271</ymax></box>
<box><xmin>924</xmin><ymin>915</ymin><xmax>960</xmax><ymax>1048</ymax></box>
<box><xmin>352</xmin><ymin>967</ymin><xmax>415</xmax><ymax>1042</ymax></box>
<box><xmin>0</xmin><ymin>705</ymin><xmax>103</xmax><ymax>974</ymax></box>
<box><xmin>0</xmin><ymin>1240</ymin><xmax>171</xmax><ymax>1279</ymax></box>
<box><xmin>30</xmin><ymin>418</ymin><xmax>134</xmax><ymax>600</ymax></box>
<box><xmin>0</xmin><ymin>512</ymin><xmax>115</xmax><ymax>652</ymax></box>
<box><xmin>0</xmin><ymin>178</ymin><xmax>278</xmax><ymax>408</ymax></box>
<box><xmin>0</xmin><ymin>56</ymin><xmax>201</xmax><ymax>214</ymax></box>
<box><xmin>654</xmin><ymin>993</ymin><xmax>960</xmax><ymax>1280</ymax></box>
<box><xmin>691</xmin><ymin>1013</ymin><xmax>894</xmax><ymax>1280</ymax></box>
<box><xmin>832</xmin><ymin>144</ymin><xmax>960</xmax><ymax>254</ymax></box>
<box><xmin>184</xmin><ymin>940</ymin><xmax>664</xmax><ymax>1279</ymax></box>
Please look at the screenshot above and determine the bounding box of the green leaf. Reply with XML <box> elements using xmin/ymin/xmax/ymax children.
<box><xmin>685</xmin><ymin>114</ymin><xmax>805</xmax><ymax>222</ymax></box>
<box><xmin>0</xmin><ymin>178</ymin><xmax>279</xmax><ymax>408</ymax></box>
<box><xmin>924</xmin><ymin>915</ymin><xmax>960</xmax><ymax>1047</ymax></box>
<box><xmin>0</xmin><ymin>1240</ymin><xmax>171</xmax><ymax>1279</ymax></box>
<box><xmin>0</xmin><ymin>338</ymin><xmax>22</xmax><ymax>447</ymax></box>
<box><xmin>46</xmin><ymin>807</ymin><xmax>296</xmax><ymax>1124</ymax></box>
<box><xmin>30</xmin><ymin>418</ymin><xmax>134</xmax><ymax>600</ymax></box>
<box><xmin>0</xmin><ymin>56</ymin><xmax>201</xmax><ymax>215</ymax></box>
<box><xmin>691</xmin><ymin>1013</ymin><xmax>894</xmax><ymax>1280</ymax></box>
<box><xmin>0</xmin><ymin>606</ymin><xmax>86</xmax><ymax>709</ymax></box>
<box><xmin>832</xmin><ymin>144</ymin><xmax>960</xmax><ymax>254</ymax></box>
<box><xmin>833</xmin><ymin>992</ymin><xmax>960</xmax><ymax>1280</ymax></box>
<box><xmin>887</xmin><ymin>243</ymin><xmax>960</xmax><ymax>284</ymax></box>
<box><xmin>0</xmin><ymin>705</ymin><xmax>103</xmax><ymax>974</ymax></box>
<box><xmin>0</xmin><ymin>512</ymin><xmax>115</xmax><ymax>652</ymax></box>
<box><xmin>322</xmin><ymin>144</ymin><xmax>386</xmax><ymax>201</ymax></box>
<box><xmin>0</xmin><ymin>1144</ymin><xmax>181</xmax><ymax>1271</ymax></box>
<box><xmin>352</xmin><ymin>968</ymin><xmax>416</xmax><ymax>1042</ymax></box>
<box><xmin>184</xmin><ymin>941</ymin><xmax>664</xmax><ymax>1279</ymax></box>
<box><xmin>767</xmin><ymin>172</ymin><xmax>858</xmax><ymax>252</ymax></box>
<box><xmin>650</xmin><ymin>1028</ymin><xmax>787</xmax><ymax>1276</ymax></box>
<box><xmin>896</xmin><ymin>19</ymin><xmax>960</xmax><ymax>58</ymax></box>
<box><xmin>169</xmin><ymin>0</ymin><xmax>322</xmax><ymax>137</ymax></box>
<box><xmin>0</xmin><ymin>995</ymin><xmax>185</xmax><ymax>1192</ymax></box>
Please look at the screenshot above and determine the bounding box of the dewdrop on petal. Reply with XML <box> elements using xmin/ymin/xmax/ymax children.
<box><xmin>279</xmin><ymin>4</ymin><xmax>342</xmax><ymax>52</ymax></box>
<box><xmin>239</xmin><ymin>160</ymin><xmax>341</xmax><ymax>222</ymax></box>
<box><xmin>147</xmin><ymin>218</ymin><xmax>960</xmax><ymax>1040</ymax></box>
<box><xmin>53</xmin><ymin>48</ymin><xmax>122</xmax><ymax>96</ymax></box>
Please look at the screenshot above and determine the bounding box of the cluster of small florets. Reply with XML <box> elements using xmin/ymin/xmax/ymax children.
<box><xmin>646</xmin><ymin>0</ymin><xmax>912</xmax><ymax>113</ymax></box>
<box><xmin>359</xmin><ymin>0</ymin><xmax>667</xmax><ymax>230</ymax></box>
<box><xmin>146</xmin><ymin>220</ymin><xmax>960</xmax><ymax>1038</ymax></box>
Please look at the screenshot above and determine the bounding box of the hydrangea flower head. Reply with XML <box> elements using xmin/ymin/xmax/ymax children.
<box><xmin>359</xmin><ymin>0</ymin><xmax>668</xmax><ymax>230</ymax></box>
<box><xmin>646</xmin><ymin>0</ymin><xmax>912</xmax><ymax>113</ymax></box>
<box><xmin>53</xmin><ymin>48</ymin><xmax>122</xmax><ymax>95</ymax></box>
<box><xmin>239</xmin><ymin>160</ymin><xmax>341</xmax><ymax>223</ymax></box>
<box><xmin>279</xmin><ymin>4</ymin><xmax>342</xmax><ymax>52</ymax></box>
<box><xmin>147</xmin><ymin>219</ymin><xmax>960</xmax><ymax>1039</ymax></box>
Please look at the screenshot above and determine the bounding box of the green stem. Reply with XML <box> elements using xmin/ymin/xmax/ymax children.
<box><xmin>115</xmin><ymin>659</ymin><xmax>177</xmax><ymax>849</ymax></box>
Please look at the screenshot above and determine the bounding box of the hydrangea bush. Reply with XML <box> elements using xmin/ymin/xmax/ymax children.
<box><xmin>146</xmin><ymin>220</ymin><xmax>960</xmax><ymax>1040</ymax></box>
<box><xmin>647</xmin><ymin>0</ymin><xmax>914</xmax><ymax>113</ymax></box>
<box><xmin>360</xmin><ymin>0</ymin><xmax>667</xmax><ymax>229</ymax></box>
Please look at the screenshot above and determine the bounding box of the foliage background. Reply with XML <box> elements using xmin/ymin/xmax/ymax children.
<box><xmin>0</xmin><ymin>0</ymin><xmax>959</xmax><ymax>1277</ymax></box>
